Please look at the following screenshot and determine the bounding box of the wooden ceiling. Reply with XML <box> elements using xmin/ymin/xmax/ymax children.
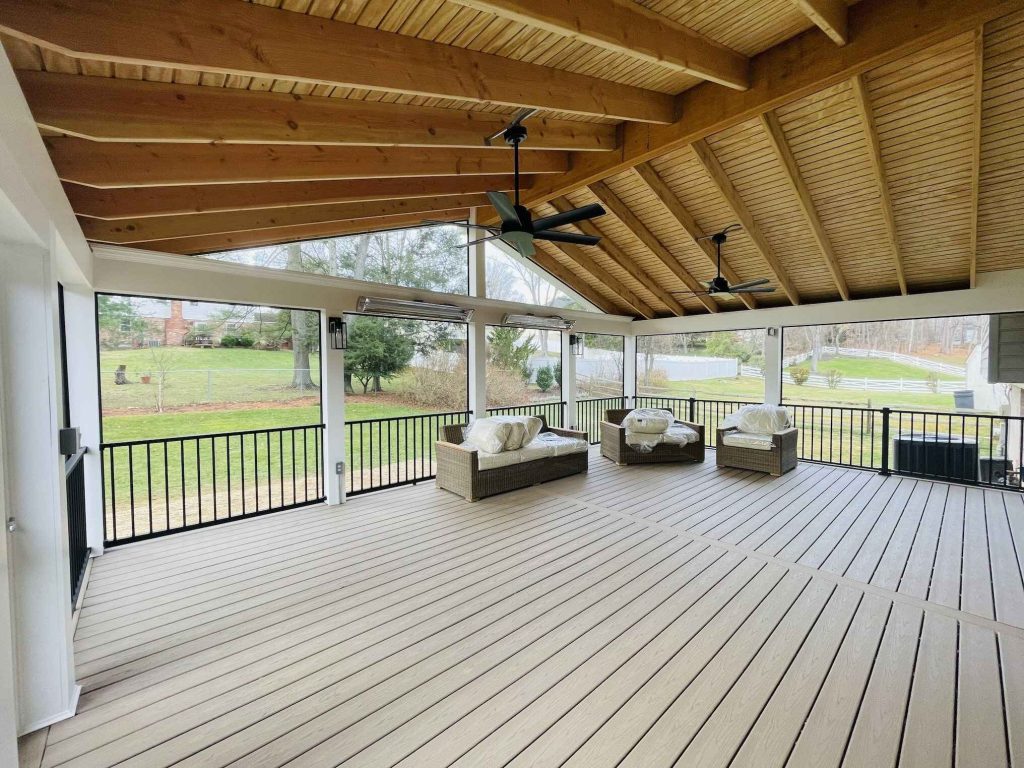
<box><xmin>2</xmin><ymin>0</ymin><xmax>1022</xmax><ymax>317</ymax></box>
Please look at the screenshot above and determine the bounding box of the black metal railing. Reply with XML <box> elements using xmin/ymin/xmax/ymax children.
<box><xmin>101</xmin><ymin>424</ymin><xmax>325</xmax><ymax>545</ymax></box>
<box><xmin>486</xmin><ymin>401</ymin><xmax>566</xmax><ymax>428</ymax></box>
<box><xmin>347</xmin><ymin>411</ymin><xmax>472</xmax><ymax>496</ymax></box>
<box><xmin>65</xmin><ymin>448</ymin><xmax>89</xmax><ymax>604</ymax></box>
<box><xmin>576</xmin><ymin>396</ymin><xmax>627</xmax><ymax>444</ymax></box>
<box><xmin>787</xmin><ymin>404</ymin><xmax>884</xmax><ymax>471</ymax></box>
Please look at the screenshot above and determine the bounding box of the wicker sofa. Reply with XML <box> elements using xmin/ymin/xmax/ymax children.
<box><xmin>600</xmin><ymin>408</ymin><xmax>705</xmax><ymax>466</ymax></box>
<box><xmin>435</xmin><ymin>416</ymin><xmax>588</xmax><ymax>501</ymax></box>
<box><xmin>716</xmin><ymin>421</ymin><xmax>798</xmax><ymax>477</ymax></box>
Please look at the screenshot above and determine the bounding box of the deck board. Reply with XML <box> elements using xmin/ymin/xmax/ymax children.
<box><xmin>44</xmin><ymin>451</ymin><xmax>1024</xmax><ymax>767</ymax></box>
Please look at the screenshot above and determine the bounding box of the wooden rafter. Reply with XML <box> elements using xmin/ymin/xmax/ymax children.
<box><xmin>45</xmin><ymin>138</ymin><xmax>568</xmax><ymax>187</ymax></box>
<box><xmin>506</xmin><ymin>0</ymin><xmax>1018</xmax><ymax>209</ymax></box>
<box><xmin>447</xmin><ymin>0</ymin><xmax>748</xmax><ymax>90</ymax></box>
<box><xmin>134</xmin><ymin>209</ymin><xmax>473</xmax><ymax>254</ymax></box>
<box><xmin>970</xmin><ymin>25</ymin><xmax>985</xmax><ymax>288</ymax></box>
<box><xmin>759</xmin><ymin>111</ymin><xmax>850</xmax><ymax>300</ymax></box>
<box><xmin>791</xmin><ymin>0</ymin><xmax>848</xmax><ymax>45</ymax></box>
<box><xmin>533</xmin><ymin>229</ymin><xmax>656</xmax><ymax>318</ymax></box>
<box><xmin>65</xmin><ymin>176</ymin><xmax>526</xmax><ymax>220</ymax></box>
<box><xmin>18</xmin><ymin>72</ymin><xmax>617</xmax><ymax>152</ymax></box>
<box><xmin>0</xmin><ymin>0</ymin><xmax>674</xmax><ymax>123</ymax></box>
<box><xmin>689</xmin><ymin>139</ymin><xmax>801</xmax><ymax>305</ymax></box>
<box><xmin>530</xmin><ymin>244</ymin><xmax>624</xmax><ymax>315</ymax></box>
<box><xmin>632</xmin><ymin>163</ymin><xmax>758</xmax><ymax>310</ymax></box>
<box><xmin>849</xmin><ymin>74</ymin><xmax>909</xmax><ymax>295</ymax></box>
<box><xmin>79</xmin><ymin>195</ymin><xmax>493</xmax><ymax>245</ymax></box>
<box><xmin>589</xmin><ymin>181</ymin><xmax>720</xmax><ymax>314</ymax></box>
<box><xmin>549</xmin><ymin>198</ymin><xmax>687</xmax><ymax>316</ymax></box>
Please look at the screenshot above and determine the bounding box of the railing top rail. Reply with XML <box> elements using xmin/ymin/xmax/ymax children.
<box><xmin>487</xmin><ymin>401</ymin><xmax>567</xmax><ymax>409</ymax></box>
<box><xmin>347</xmin><ymin>410</ymin><xmax>472</xmax><ymax>426</ymax></box>
<box><xmin>64</xmin><ymin>446</ymin><xmax>87</xmax><ymax>475</ymax></box>
<box><xmin>101</xmin><ymin>423</ymin><xmax>324</xmax><ymax>448</ymax></box>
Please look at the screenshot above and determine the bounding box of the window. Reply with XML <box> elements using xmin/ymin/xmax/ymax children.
<box><xmin>484</xmin><ymin>241</ymin><xmax>599</xmax><ymax>311</ymax></box>
<box><xmin>203</xmin><ymin>224</ymin><xmax>470</xmax><ymax>295</ymax></box>
<box><xmin>782</xmin><ymin>316</ymin><xmax>993</xmax><ymax>412</ymax></box>
<box><xmin>637</xmin><ymin>330</ymin><xmax>766</xmax><ymax>401</ymax></box>
<box><xmin>576</xmin><ymin>333</ymin><xmax>624</xmax><ymax>398</ymax></box>
<box><xmin>486</xmin><ymin>326</ymin><xmax>563</xmax><ymax>407</ymax></box>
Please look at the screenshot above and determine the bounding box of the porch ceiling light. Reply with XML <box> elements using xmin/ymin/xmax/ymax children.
<box><xmin>502</xmin><ymin>313</ymin><xmax>575</xmax><ymax>330</ymax></box>
<box><xmin>356</xmin><ymin>296</ymin><xmax>473</xmax><ymax>323</ymax></box>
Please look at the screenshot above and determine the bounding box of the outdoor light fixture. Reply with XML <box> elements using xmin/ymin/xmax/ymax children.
<box><xmin>570</xmin><ymin>333</ymin><xmax>584</xmax><ymax>356</ymax></box>
<box><xmin>356</xmin><ymin>296</ymin><xmax>473</xmax><ymax>323</ymax></box>
<box><xmin>501</xmin><ymin>313</ymin><xmax>575</xmax><ymax>330</ymax></box>
<box><xmin>328</xmin><ymin>317</ymin><xmax>347</xmax><ymax>350</ymax></box>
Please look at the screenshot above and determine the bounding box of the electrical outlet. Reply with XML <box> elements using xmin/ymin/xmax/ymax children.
<box><xmin>335</xmin><ymin>462</ymin><xmax>344</xmax><ymax>474</ymax></box>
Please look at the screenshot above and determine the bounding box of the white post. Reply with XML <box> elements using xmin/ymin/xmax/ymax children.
<box><xmin>321</xmin><ymin>313</ymin><xmax>346</xmax><ymax>505</ymax></box>
<box><xmin>468</xmin><ymin>321</ymin><xmax>488</xmax><ymax>420</ymax></box>
<box><xmin>61</xmin><ymin>285</ymin><xmax>105</xmax><ymax>556</ymax></box>
<box><xmin>764</xmin><ymin>327</ymin><xmax>783</xmax><ymax>405</ymax></box>
<box><xmin>561</xmin><ymin>332</ymin><xmax>577</xmax><ymax>428</ymax></box>
<box><xmin>0</xmin><ymin>241</ymin><xmax>79</xmax><ymax>733</ymax></box>
<box><xmin>624</xmin><ymin>334</ymin><xmax>638</xmax><ymax>407</ymax></box>
<box><xmin>468</xmin><ymin>207</ymin><xmax>487</xmax><ymax>299</ymax></box>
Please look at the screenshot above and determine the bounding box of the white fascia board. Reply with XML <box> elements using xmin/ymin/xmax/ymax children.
<box><xmin>632</xmin><ymin>269</ymin><xmax>1024</xmax><ymax>335</ymax></box>
<box><xmin>91</xmin><ymin>244</ymin><xmax>636</xmax><ymax>335</ymax></box>
<box><xmin>0</xmin><ymin>53</ymin><xmax>91</xmax><ymax>284</ymax></box>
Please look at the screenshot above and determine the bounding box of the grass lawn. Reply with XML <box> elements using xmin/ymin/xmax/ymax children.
<box><xmin>786</xmin><ymin>356</ymin><xmax>961</xmax><ymax>381</ymax></box>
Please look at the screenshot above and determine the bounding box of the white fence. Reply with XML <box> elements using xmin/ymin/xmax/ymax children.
<box><xmin>740</xmin><ymin>365</ymin><xmax>966</xmax><ymax>393</ymax></box>
<box><xmin>782</xmin><ymin>346</ymin><xmax>966</xmax><ymax>377</ymax></box>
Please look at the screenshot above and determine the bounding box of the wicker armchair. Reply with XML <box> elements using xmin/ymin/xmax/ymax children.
<box><xmin>435</xmin><ymin>416</ymin><xmax>588</xmax><ymax>502</ymax></box>
<box><xmin>716</xmin><ymin>425</ymin><xmax>798</xmax><ymax>476</ymax></box>
<box><xmin>600</xmin><ymin>409</ymin><xmax>705</xmax><ymax>466</ymax></box>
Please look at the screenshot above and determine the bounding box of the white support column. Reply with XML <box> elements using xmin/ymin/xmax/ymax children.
<box><xmin>61</xmin><ymin>285</ymin><xmax>104</xmax><ymax>555</ymax></box>
<box><xmin>561</xmin><ymin>333</ymin><xmax>577</xmax><ymax>428</ymax></box>
<box><xmin>764</xmin><ymin>327</ymin><xmax>783</xmax><ymax>405</ymax></box>
<box><xmin>468</xmin><ymin>321</ymin><xmax>488</xmax><ymax>420</ymax></box>
<box><xmin>624</xmin><ymin>334</ymin><xmax>638</xmax><ymax>407</ymax></box>
<box><xmin>0</xmin><ymin>240</ymin><xmax>79</xmax><ymax>734</ymax></box>
<box><xmin>468</xmin><ymin>208</ymin><xmax>487</xmax><ymax>299</ymax></box>
<box><xmin>321</xmin><ymin>313</ymin><xmax>346</xmax><ymax>505</ymax></box>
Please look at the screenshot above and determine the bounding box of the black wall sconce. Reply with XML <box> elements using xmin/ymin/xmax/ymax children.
<box><xmin>328</xmin><ymin>317</ymin><xmax>347</xmax><ymax>350</ymax></box>
<box><xmin>569</xmin><ymin>333</ymin><xmax>584</xmax><ymax>357</ymax></box>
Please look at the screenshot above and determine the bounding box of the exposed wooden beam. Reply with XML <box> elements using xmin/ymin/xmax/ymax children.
<box><xmin>589</xmin><ymin>181</ymin><xmax>720</xmax><ymax>314</ymax></box>
<box><xmin>133</xmin><ymin>209</ymin><xmax>472</xmax><ymax>255</ymax></box>
<box><xmin>791</xmin><ymin>0</ymin><xmax>848</xmax><ymax>45</ymax></box>
<box><xmin>18</xmin><ymin>71</ymin><xmax>617</xmax><ymax>152</ymax></box>
<box><xmin>550</xmin><ymin>197</ymin><xmax>687</xmax><ymax>316</ymax></box>
<box><xmin>529</xmin><ymin>215</ymin><xmax>656</xmax><ymax>318</ymax></box>
<box><xmin>690</xmin><ymin>140</ymin><xmax>801</xmax><ymax>306</ymax></box>
<box><xmin>45</xmin><ymin>138</ymin><xmax>569</xmax><ymax>187</ymax></box>
<box><xmin>849</xmin><ymin>74</ymin><xmax>909</xmax><ymax>295</ymax></box>
<box><xmin>507</xmin><ymin>0</ymin><xmax>1020</xmax><ymax>209</ymax></box>
<box><xmin>759</xmin><ymin>111</ymin><xmax>850</xmax><ymax>300</ymax></box>
<box><xmin>80</xmin><ymin>194</ymin><xmax>493</xmax><ymax>244</ymax></box>
<box><xmin>632</xmin><ymin>163</ymin><xmax>758</xmax><ymax>310</ymax></box>
<box><xmin>65</xmin><ymin>176</ymin><xmax>527</xmax><ymax>220</ymax></box>
<box><xmin>970</xmin><ymin>25</ymin><xmax>985</xmax><ymax>288</ymax></box>
<box><xmin>447</xmin><ymin>0</ymin><xmax>748</xmax><ymax>90</ymax></box>
<box><xmin>530</xmin><ymin>245</ymin><xmax>624</xmax><ymax>315</ymax></box>
<box><xmin>0</xmin><ymin>0</ymin><xmax>675</xmax><ymax>123</ymax></box>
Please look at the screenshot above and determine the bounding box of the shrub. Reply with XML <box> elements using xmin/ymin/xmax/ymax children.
<box><xmin>236</xmin><ymin>333</ymin><xmax>256</xmax><ymax>348</ymax></box>
<box><xmin>553</xmin><ymin>361</ymin><xmax>562</xmax><ymax>387</ymax></box>
<box><xmin>826</xmin><ymin>368</ymin><xmax>843</xmax><ymax>389</ymax></box>
<box><xmin>486</xmin><ymin>364</ymin><xmax>532</xmax><ymax>407</ymax></box>
<box><xmin>790</xmin><ymin>366</ymin><xmax>810</xmax><ymax>386</ymax></box>
<box><xmin>220</xmin><ymin>334</ymin><xmax>240</xmax><ymax>348</ymax></box>
<box><xmin>926</xmin><ymin>371</ymin><xmax>940</xmax><ymax>393</ymax></box>
<box><xmin>535</xmin><ymin>365</ymin><xmax>554</xmax><ymax>393</ymax></box>
<box><xmin>391</xmin><ymin>354</ymin><xmax>468</xmax><ymax>411</ymax></box>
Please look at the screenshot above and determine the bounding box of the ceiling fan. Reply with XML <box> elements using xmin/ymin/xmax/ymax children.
<box><xmin>672</xmin><ymin>224</ymin><xmax>776</xmax><ymax>297</ymax></box>
<box><xmin>423</xmin><ymin>108</ymin><xmax>606</xmax><ymax>257</ymax></box>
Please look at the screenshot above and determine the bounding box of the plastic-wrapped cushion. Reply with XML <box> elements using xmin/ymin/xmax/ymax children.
<box><xmin>622</xmin><ymin>409</ymin><xmax>674</xmax><ymax>434</ymax></box>
<box><xmin>722</xmin><ymin>404</ymin><xmax>791</xmax><ymax>435</ymax></box>
<box><xmin>721</xmin><ymin>431</ymin><xmax>774</xmax><ymax>450</ymax></box>
<box><xmin>528</xmin><ymin>431</ymin><xmax>588</xmax><ymax>457</ymax></box>
<box><xmin>464</xmin><ymin>419</ymin><xmax>513</xmax><ymax>454</ymax></box>
<box><xmin>490</xmin><ymin>415</ymin><xmax>543</xmax><ymax>449</ymax></box>
<box><xmin>661</xmin><ymin>423</ymin><xmax>700</xmax><ymax>445</ymax></box>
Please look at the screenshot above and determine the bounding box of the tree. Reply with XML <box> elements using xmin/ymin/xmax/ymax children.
<box><xmin>487</xmin><ymin>326</ymin><xmax>536</xmax><ymax>381</ymax></box>
<box><xmin>535</xmin><ymin>365</ymin><xmax>554</xmax><ymax>393</ymax></box>
<box><xmin>790</xmin><ymin>366</ymin><xmax>810</xmax><ymax>386</ymax></box>
<box><xmin>97</xmin><ymin>295</ymin><xmax>147</xmax><ymax>349</ymax></box>
<box><xmin>286</xmin><ymin>244</ymin><xmax>318</xmax><ymax>389</ymax></box>
<box><xmin>344</xmin><ymin>317</ymin><xmax>415</xmax><ymax>394</ymax></box>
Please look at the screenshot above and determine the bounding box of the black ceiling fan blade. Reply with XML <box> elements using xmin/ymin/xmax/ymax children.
<box><xmin>727</xmin><ymin>277</ymin><xmax>770</xmax><ymax>291</ymax></box>
<box><xmin>531</xmin><ymin>203</ymin><xmax>606</xmax><ymax>232</ymax></box>
<box><xmin>533</xmin><ymin>230</ymin><xmax>601</xmax><ymax>246</ymax></box>
<box><xmin>487</xmin><ymin>190</ymin><xmax>522</xmax><ymax>227</ymax></box>
<box><xmin>467</xmin><ymin>234</ymin><xmax>504</xmax><ymax>247</ymax></box>
<box><xmin>730</xmin><ymin>286</ymin><xmax>776</xmax><ymax>293</ymax></box>
<box><xmin>421</xmin><ymin>219</ymin><xmax>498</xmax><ymax>232</ymax></box>
<box><xmin>484</xmin><ymin>107</ymin><xmax>539</xmax><ymax>145</ymax></box>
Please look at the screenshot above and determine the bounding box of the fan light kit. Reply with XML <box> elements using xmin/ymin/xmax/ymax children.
<box><xmin>356</xmin><ymin>296</ymin><xmax>473</xmax><ymax>323</ymax></box>
<box><xmin>502</xmin><ymin>313</ymin><xmax>575</xmax><ymax>330</ymax></box>
<box><xmin>423</xmin><ymin>109</ymin><xmax>606</xmax><ymax>258</ymax></box>
<box><xmin>673</xmin><ymin>224</ymin><xmax>777</xmax><ymax>297</ymax></box>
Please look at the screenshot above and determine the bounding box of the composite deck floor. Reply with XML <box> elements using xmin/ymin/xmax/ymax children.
<box><xmin>44</xmin><ymin>450</ymin><xmax>1024</xmax><ymax>767</ymax></box>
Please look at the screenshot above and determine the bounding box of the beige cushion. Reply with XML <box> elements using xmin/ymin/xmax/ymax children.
<box><xmin>474</xmin><ymin>447</ymin><xmax>527</xmax><ymax>470</ymax></box>
<box><xmin>464</xmin><ymin>419</ymin><xmax>513</xmax><ymax>454</ymax></box>
<box><xmin>471</xmin><ymin>432</ymin><xmax>587</xmax><ymax>470</ymax></box>
<box><xmin>489</xmin><ymin>415</ymin><xmax>543</xmax><ymax>450</ymax></box>
<box><xmin>722</xmin><ymin>431</ymin><xmax>774</xmax><ymax>451</ymax></box>
<box><xmin>622</xmin><ymin>409</ymin><xmax>674</xmax><ymax>434</ymax></box>
<box><xmin>723</xmin><ymin>404</ymin><xmax>791</xmax><ymax>435</ymax></box>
